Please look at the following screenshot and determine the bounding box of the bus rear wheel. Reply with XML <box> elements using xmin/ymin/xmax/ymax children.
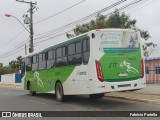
<box><xmin>89</xmin><ymin>93</ymin><xmax>104</xmax><ymax>99</ymax></box>
<box><xmin>55</xmin><ymin>82</ymin><xmax>64</xmax><ymax>102</ymax></box>
<box><xmin>29</xmin><ymin>84</ymin><xmax>36</xmax><ymax>96</ymax></box>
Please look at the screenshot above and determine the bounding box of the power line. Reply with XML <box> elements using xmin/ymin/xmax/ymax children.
<box><xmin>0</xmin><ymin>0</ymin><xmax>126</xmax><ymax>58</ymax></box>
<box><xmin>0</xmin><ymin>37</ymin><xmax>29</xmax><ymax>56</ymax></box>
<box><xmin>34</xmin><ymin>30</ymin><xmax>72</xmax><ymax>45</ymax></box>
<box><xmin>1</xmin><ymin>0</ymin><xmax>144</xmax><ymax>52</ymax></box>
<box><xmin>33</xmin><ymin>0</ymin><xmax>153</xmax><ymax>47</ymax></box>
<box><xmin>34</xmin><ymin>0</ymin><xmax>86</xmax><ymax>24</ymax></box>
<box><xmin>0</xmin><ymin>0</ymin><xmax>86</xmax><ymax>51</ymax></box>
<box><xmin>0</xmin><ymin>29</ymin><xmax>26</xmax><ymax>49</ymax></box>
<box><xmin>2</xmin><ymin>0</ymin><xmax>125</xmax><ymax>50</ymax></box>
<box><xmin>0</xmin><ymin>0</ymin><xmax>153</xmax><ymax>59</ymax></box>
<box><xmin>0</xmin><ymin>47</ymin><xmax>25</xmax><ymax>59</ymax></box>
<box><xmin>34</xmin><ymin>0</ymin><xmax>146</xmax><ymax>42</ymax></box>
<box><xmin>128</xmin><ymin>0</ymin><xmax>159</xmax><ymax>14</ymax></box>
<box><xmin>34</xmin><ymin>0</ymin><xmax>127</xmax><ymax>38</ymax></box>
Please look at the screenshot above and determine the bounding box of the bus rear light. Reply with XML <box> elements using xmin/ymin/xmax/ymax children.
<box><xmin>141</xmin><ymin>59</ymin><xmax>144</xmax><ymax>78</ymax></box>
<box><xmin>95</xmin><ymin>60</ymin><xmax>104</xmax><ymax>82</ymax></box>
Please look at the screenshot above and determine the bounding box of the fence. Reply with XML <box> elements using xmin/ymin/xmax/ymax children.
<box><xmin>0</xmin><ymin>73</ymin><xmax>22</xmax><ymax>84</ymax></box>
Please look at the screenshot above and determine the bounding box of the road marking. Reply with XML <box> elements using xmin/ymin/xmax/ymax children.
<box><xmin>29</xmin><ymin>100</ymin><xmax>48</xmax><ymax>105</ymax></box>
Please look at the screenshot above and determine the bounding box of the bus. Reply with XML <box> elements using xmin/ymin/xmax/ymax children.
<box><xmin>21</xmin><ymin>29</ymin><xmax>146</xmax><ymax>102</ymax></box>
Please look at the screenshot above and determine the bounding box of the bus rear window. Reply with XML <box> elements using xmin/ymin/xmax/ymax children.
<box><xmin>98</xmin><ymin>31</ymin><xmax>139</xmax><ymax>52</ymax></box>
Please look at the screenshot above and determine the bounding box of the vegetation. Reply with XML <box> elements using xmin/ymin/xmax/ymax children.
<box><xmin>0</xmin><ymin>56</ymin><xmax>22</xmax><ymax>75</ymax></box>
<box><xmin>66</xmin><ymin>9</ymin><xmax>156</xmax><ymax>57</ymax></box>
<box><xmin>0</xmin><ymin>10</ymin><xmax>156</xmax><ymax>74</ymax></box>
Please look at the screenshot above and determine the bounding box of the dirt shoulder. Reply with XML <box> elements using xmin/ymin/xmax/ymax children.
<box><xmin>0</xmin><ymin>83</ymin><xmax>22</xmax><ymax>90</ymax></box>
<box><xmin>105</xmin><ymin>91</ymin><xmax>160</xmax><ymax>105</ymax></box>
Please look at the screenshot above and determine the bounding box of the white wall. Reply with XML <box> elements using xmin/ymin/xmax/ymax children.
<box><xmin>1</xmin><ymin>73</ymin><xmax>15</xmax><ymax>84</ymax></box>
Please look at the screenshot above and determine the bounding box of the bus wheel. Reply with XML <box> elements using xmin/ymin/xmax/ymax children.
<box><xmin>89</xmin><ymin>93</ymin><xmax>104</xmax><ymax>99</ymax></box>
<box><xmin>55</xmin><ymin>82</ymin><xmax>64</xmax><ymax>102</ymax></box>
<box><xmin>29</xmin><ymin>84</ymin><xmax>36</xmax><ymax>96</ymax></box>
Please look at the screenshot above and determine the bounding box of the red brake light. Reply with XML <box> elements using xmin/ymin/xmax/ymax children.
<box><xmin>95</xmin><ymin>60</ymin><xmax>104</xmax><ymax>82</ymax></box>
<box><xmin>141</xmin><ymin>59</ymin><xmax>144</xmax><ymax>78</ymax></box>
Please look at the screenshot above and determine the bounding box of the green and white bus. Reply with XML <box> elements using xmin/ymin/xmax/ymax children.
<box><xmin>21</xmin><ymin>29</ymin><xmax>146</xmax><ymax>102</ymax></box>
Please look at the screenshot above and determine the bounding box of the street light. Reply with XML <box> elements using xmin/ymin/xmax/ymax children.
<box><xmin>5</xmin><ymin>13</ymin><xmax>29</xmax><ymax>74</ymax></box>
<box><xmin>5</xmin><ymin>13</ymin><xmax>30</xmax><ymax>33</ymax></box>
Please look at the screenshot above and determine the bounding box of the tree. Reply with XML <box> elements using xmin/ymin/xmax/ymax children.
<box><xmin>0</xmin><ymin>66</ymin><xmax>15</xmax><ymax>74</ymax></box>
<box><xmin>0</xmin><ymin>56</ymin><xmax>23</xmax><ymax>75</ymax></box>
<box><xmin>66</xmin><ymin>9</ymin><xmax>156</xmax><ymax>57</ymax></box>
<box><xmin>9</xmin><ymin>56</ymin><xmax>22</xmax><ymax>72</ymax></box>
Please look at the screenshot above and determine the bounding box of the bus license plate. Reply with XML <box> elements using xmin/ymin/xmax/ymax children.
<box><xmin>119</xmin><ymin>73</ymin><xmax>128</xmax><ymax>77</ymax></box>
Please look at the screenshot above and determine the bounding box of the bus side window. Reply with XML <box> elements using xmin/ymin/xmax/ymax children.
<box><xmin>21</xmin><ymin>58</ymin><xmax>25</xmax><ymax>74</ymax></box>
<box><xmin>26</xmin><ymin>57</ymin><xmax>32</xmax><ymax>72</ymax></box>
<box><xmin>39</xmin><ymin>53</ymin><xmax>47</xmax><ymax>70</ymax></box>
<box><xmin>75</xmin><ymin>41</ymin><xmax>82</xmax><ymax>65</ymax></box>
<box><xmin>62</xmin><ymin>46</ymin><xmax>68</xmax><ymax>66</ymax></box>
<box><xmin>47</xmin><ymin>50</ymin><xmax>55</xmax><ymax>69</ymax></box>
<box><xmin>82</xmin><ymin>37</ymin><xmax>90</xmax><ymax>65</ymax></box>
<box><xmin>56</xmin><ymin>47</ymin><xmax>67</xmax><ymax>67</ymax></box>
<box><xmin>32</xmin><ymin>55</ymin><xmax>38</xmax><ymax>71</ymax></box>
<box><xmin>68</xmin><ymin>43</ymin><xmax>76</xmax><ymax>65</ymax></box>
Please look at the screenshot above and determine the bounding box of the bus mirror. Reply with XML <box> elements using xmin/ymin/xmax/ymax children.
<box><xmin>29</xmin><ymin>48</ymin><xmax>31</xmax><ymax>53</ymax></box>
<box><xmin>92</xmin><ymin>33</ymin><xmax>95</xmax><ymax>38</ymax></box>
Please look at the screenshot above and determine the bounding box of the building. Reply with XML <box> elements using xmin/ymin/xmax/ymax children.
<box><xmin>145</xmin><ymin>57</ymin><xmax>160</xmax><ymax>84</ymax></box>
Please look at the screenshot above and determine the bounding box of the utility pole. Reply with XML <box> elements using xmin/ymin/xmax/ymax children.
<box><xmin>16</xmin><ymin>0</ymin><xmax>37</xmax><ymax>53</ymax></box>
<box><xmin>29</xmin><ymin>1</ymin><xmax>34</xmax><ymax>53</ymax></box>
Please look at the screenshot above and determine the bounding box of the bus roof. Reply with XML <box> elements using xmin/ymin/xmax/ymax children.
<box><xmin>24</xmin><ymin>28</ymin><xmax>139</xmax><ymax>57</ymax></box>
<box><xmin>41</xmin><ymin>33</ymin><xmax>88</xmax><ymax>53</ymax></box>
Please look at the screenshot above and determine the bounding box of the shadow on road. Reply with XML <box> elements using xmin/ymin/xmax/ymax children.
<box><xmin>24</xmin><ymin>93</ymin><xmax>133</xmax><ymax>110</ymax></box>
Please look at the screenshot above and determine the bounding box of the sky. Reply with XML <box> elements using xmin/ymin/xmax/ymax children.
<box><xmin>0</xmin><ymin>0</ymin><xmax>160</xmax><ymax>65</ymax></box>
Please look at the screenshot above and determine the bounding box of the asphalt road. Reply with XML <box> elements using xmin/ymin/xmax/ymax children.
<box><xmin>0</xmin><ymin>87</ymin><xmax>160</xmax><ymax>120</ymax></box>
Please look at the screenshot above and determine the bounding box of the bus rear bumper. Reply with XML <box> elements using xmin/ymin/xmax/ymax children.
<box><xmin>93</xmin><ymin>78</ymin><xmax>146</xmax><ymax>94</ymax></box>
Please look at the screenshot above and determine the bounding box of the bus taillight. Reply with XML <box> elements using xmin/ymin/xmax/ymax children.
<box><xmin>141</xmin><ymin>59</ymin><xmax>144</xmax><ymax>78</ymax></box>
<box><xmin>95</xmin><ymin>60</ymin><xmax>104</xmax><ymax>82</ymax></box>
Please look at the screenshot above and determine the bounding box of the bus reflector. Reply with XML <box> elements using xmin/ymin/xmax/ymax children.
<box><xmin>95</xmin><ymin>60</ymin><xmax>104</xmax><ymax>82</ymax></box>
<box><xmin>141</xmin><ymin>59</ymin><xmax>144</xmax><ymax>78</ymax></box>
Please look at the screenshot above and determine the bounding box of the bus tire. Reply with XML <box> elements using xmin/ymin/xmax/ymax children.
<box><xmin>89</xmin><ymin>93</ymin><xmax>104</xmax><ymax>99</ymax></box>
<box><xmin>55</xmin><ymin>82</ymin><xmax>64</xmax><ymax>102</ymax></box>
<box><xmin>29</xmin><ymin>84</ymin><xmax>36</xmax><ymax>96</ymax></box>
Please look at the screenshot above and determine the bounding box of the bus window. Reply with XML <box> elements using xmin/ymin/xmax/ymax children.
<box><xmin>39</xmin><ymin>53</ymin><xmax>46</xmax><ymax>70</ymax></box>
<box><xmin>99</xmin><ymin>31</ymin><xmax>139</xmax><ymax>53</ymax></box>
<box><xmin>47</xmin><ymin>50</ymin><xmax>55</xmax><ymax>69</ymax></box>
<box><xmin>68</xmin><ymin>43</ymin><xmax>75</xmax><ymax>55</ymax></box>
<box><xmin>56</xmin><ymin>47</ymin><xmax>62</xmax><ymax>58</ymax></box>
<box><xmin>68</xmin><ymin>42</ymin><xmax>82</xmax><ymax>66</ymax></box>
<box><xmin>83</xmin><ymin>37</ymin><xmax>90</xmax><ymax>65</ymax></box>
<box><xmin>68</xmin><ymin>43</ymin><xmax>75</xmax><ymax>65</ymax></box>
<box><xmin>32</xmin><ymin>55</ymin><xmax>38</xmax><ymax>71</ymax></box>
<box><xmin>20</xmin><ymin>58</ymin><xmax>25</xmax><ymax>74</ymax></box>
<box><xmin>56</xmin><ymin>47</ymin><xmax>67</xmax><ymax>67</ymax></box>
<box><xmin>39</xmin><ymin>54</ymin><xmax>43</xmax><ymax>62</ymax></box>
<box><xmin>75</xmin><ymin>41</ymin><xmax>82</xmax><ymax>65</ymax></box>
<box><xmin>26</xmin><ymin>57</ymin><xmax>32</xmax><ymax>71</ymax></box>
<box><xmin>76</xmin><ymin>41</ymin><xmax>82</xmax><ymax>53</ymax></box>
<box><xmin>48</xmin><ymin>50</ymin><xmax>53</xmax><ymax>60</ymax></box>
